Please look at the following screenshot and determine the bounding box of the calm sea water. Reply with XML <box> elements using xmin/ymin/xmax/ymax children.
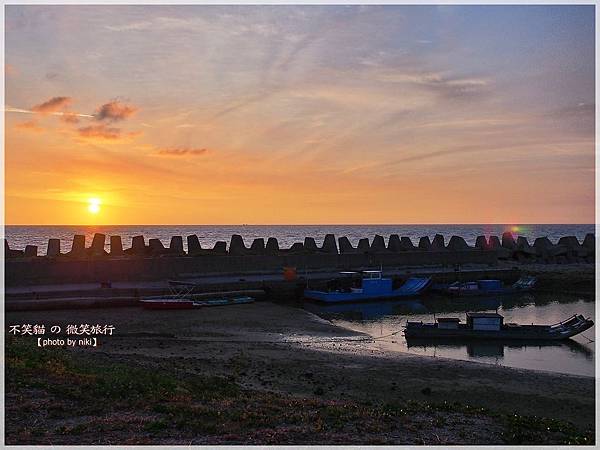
<box><xmin>304</xmin><ymin>293</ymin><xmax>595</xmax><ymax>377</ymax></box>
<box><xmin>4</xmin><ymin>224</ymin><xmax>595</xmax><ymax>255</ymax></box>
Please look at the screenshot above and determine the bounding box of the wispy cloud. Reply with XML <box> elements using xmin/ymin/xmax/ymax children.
<box><xmin>15</xmin><ymin>120</ymin><xmax>43</xmax><ymax>132</ymax></box>
<box><xmin>156</xmin><ymin>147</ymin><xmax>209</xmax><ymax>156</ymax></box>
<box><xmin>5</xmin><ymin>105</ymin><xmax>94</xmax><ymax>118</ymax></box>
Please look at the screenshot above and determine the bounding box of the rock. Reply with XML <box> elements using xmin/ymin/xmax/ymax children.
<box><xmin>250</xmin><ymin>238</ymin><xmax>265</xmax><ymax>255</ymax></box>
<box><xmin>475</xmin><ymin>236</ymin><xmax>489</xmax><ymax>250</ymax></box>
<box><xmin>387</xmin><ymin>234</ymin><xmax>402</xmax><ymax>252</ymax></box>
<box><xmin>582</xmin><ymin>233</ymin><xmax>595</xmax><ymax>250</ymax></box>
<box><xmin>582</xmin><ymin>233</ymin><xmax>595</xmax><ymax>259</ymax></box>
<box><xmin>431</xmin><ymin>234</ymin><xmax>445</xmax><ymax>250</ymax></box>
<box><xmin>421</xmin><ymin>387</ymin><xmax>432</xmax><ymax>396</ymax></box>
<box><xmin>169</xmin><ymin>236</ymin><xmax>185</xmax><ymax>255</ymax></box>
<box><xmin>488</xmin><ymin>236</ymin><xmax>501</xmax><ymax>249</ymax></box>
<box><xmin>130</xmin><ymin>235</ymin><xmax>147</xmax><ymax>256</ymax></box>
<box><xmin>303</xmin><ymin>237</ymin><xmax>319</xmax><ymax>253</ymax></box>
<box><xmin>110</xmin><ymin>236</ymin><xmax>124</xmax><ymax>256</ymax></box>
<box><xmin>357</xmin><ymin>238</ymin><xmax>370</xmax><ymax>253</ymax></box>
<box><xmin>229</xmin><ymin>234</ymin><xmax>247</xmax><ymax>256</ymax></box>
<box><xmin>148</xmin><ymin>238</ymin><xmax>167</xmax><ymax>255</ymax></box>
<box><xmin>496</xmin><ymin>247</ymin><xmax>513</xmax><ymax>260</ymax></box>
<box><xmin>501</xmin><ymin>232</ymin><xmax>516</xmax><ymax>249</ymax></box>
<box><xmin>287</xmin><ymin>242</ymin><xmax>305</xmax><ymax>254</ymax></box>
<box><xmin>24</xmin><ymin>245</ymin><xmax>38</xmax><ymax>257</ymax></box>
<box><xmin>69</xmin><ymin>234</ymin><xmax>86</xmax><ymax>257</ymax></box>
<box><xmin>418</xmin><ymin>236</ymin><xmax>431</xmax><ymax>250</ymax></box>
<box><xmin>90</xmin><ymin>233</ymin><xmax>107</xmax><ymax>256</ymax></box>
<box><xmin>557</xmin><ymin>236</ymin><xmax>586</xmax><ymax>257</ymax></box>
<box><xmin>400</xmin><ymin>237</ymin><xmax>416</xmax><ymax>251</ymax></box>
<box><xmin>371</xmin><ymin>234</ymin><xmax>387</xmax><ymax>253</ymax></box>
<box><xmin>5</xmin><ymin>240</ymin><xmax>24</xmax><ymax>258</ymax></box>
<box><xmin>447</xmin><ymin>235</ymin><xmax>470</xmax><ymax>251</ymax></box>
<box><xmin>213</xmin><ymin>241</ymin><xmax>227</xmax><ymax>255</ymax></box>
<box><xmin>47</xmin><ymin>238</ymin><xmax>61</xmax><ymax>257</ymax></box>
<box><xmin>516</xmin><ymin>236</ymin><xmax>537</xmax><ymax>256</ymax></box>
<box><xmin>338</xmin><ymin>236</ymin><xmax>356</xmax><ymax>254</ymax></box>
<box><xmin>187</xmin><ymin>235</ymin><xmax>202</xmax><ymax>256</ymax></box>
<box><xmin>533</xmin><ymin>237</ymin><xmax>565</xmax><ymax>258</ymax></box>
<box><xmin>321</xmin><ymin>234</ymin><xmax>338</xmax><ymax>254</ymax></box>
<box><xmin>265</xmin><ymin>237</ymin><xmax>280</xmax><ymax>255</ymax></box>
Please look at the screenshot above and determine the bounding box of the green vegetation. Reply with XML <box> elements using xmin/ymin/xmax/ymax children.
<box><xmin>5</xmin><ymin>337</ymin><xmax>594</xmax><ymax>445</ymax></box>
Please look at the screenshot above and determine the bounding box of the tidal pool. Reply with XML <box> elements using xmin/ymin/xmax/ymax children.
<box><xmin>304</xmin><ymin>292</ymin><xmax>595</xmax><ymax>377</ymax></box>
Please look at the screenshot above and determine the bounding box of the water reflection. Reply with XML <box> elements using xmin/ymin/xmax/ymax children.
<box><xmin>303</xmin><ymin>292</ymin><xmax>595</xmax><ymax>377</ymax></box>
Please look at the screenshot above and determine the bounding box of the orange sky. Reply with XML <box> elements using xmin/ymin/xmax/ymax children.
<box><xmin>4</xmin><ymin>6</ymin><xmax>595</xmax><ymax>225</ymax></box>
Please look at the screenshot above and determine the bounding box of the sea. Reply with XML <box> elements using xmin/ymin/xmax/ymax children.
<box><xmin>3</xmin><ymin>224</ymin><xmax>596</xmax><ymax>254</ymax></box>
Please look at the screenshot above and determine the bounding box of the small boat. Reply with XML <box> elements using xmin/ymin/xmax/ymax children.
<box><xmin>140</xmin><ymin>296</ymin><xmax>255</xmax><ymax>310</ymax></box>
<box><xmin>432</xmin><ymin>276</ymin><xmax>536</xmax><ymax>297</ymax></box>
<box><xmin>404</xmin><ymin>312</ymin><xmax>594</xmax><ymax>341</ymax></box>
<box><xmin>304</xmin><ymin>270</ymin><xmax>431</xmax><ymax>303</ymax></box>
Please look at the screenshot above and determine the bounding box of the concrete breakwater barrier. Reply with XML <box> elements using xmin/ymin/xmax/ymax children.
<box><xmin>4</xmin><ymin>232</ymin><xmax>594</xmax><ymax>286</ymax></box>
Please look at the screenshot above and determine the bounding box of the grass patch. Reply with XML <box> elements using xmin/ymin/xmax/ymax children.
<box><xmin>5</xmin><ymin>336</ymin><xmax>594</xmax><ymax>445</ymax></box>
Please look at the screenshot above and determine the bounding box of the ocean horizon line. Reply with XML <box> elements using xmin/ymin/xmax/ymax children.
<box><xmin>5</xmin><ymin>223</ymin><xmax>596</xmax><ymax>227</ymax></box>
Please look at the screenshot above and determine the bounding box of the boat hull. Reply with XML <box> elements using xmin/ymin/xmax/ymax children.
<box><xmin>304</xmin><ymin>290</ymin><xmax>420</xmax><ymax>303</ymax></box>
<box><xmin>304</xmin><ymin>277</ymin><xmax>431</xmax><ymax>303</ymax></box>
<box><xmin>404</xmin><ymin>318</ymin><xmax>594</xmax><ymax>341</ymax></box>
<box><xmin>140</xmin><ymin>296</ymin><xmax>255</xmax><ymax>310</ymax></box>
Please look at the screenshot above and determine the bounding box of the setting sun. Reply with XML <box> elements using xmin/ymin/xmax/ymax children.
<box><xmin>87</xmin><ymin>198</ymin><xmax>101</xmax><ymax>214</ymax></box>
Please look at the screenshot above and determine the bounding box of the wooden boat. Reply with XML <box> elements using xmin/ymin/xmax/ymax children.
<box><xmin>140</xmin><ymin>296</ymin><xmax>254</xmax><ymax>310</ymax></box>
<box><xmin>404</xmin><ymin>312</ymin><xmax>594</xmax><ymax>341</ymax></box>
<box><xmin>432</xmin><ymin>276</ymin><xmax>536</xmax><ymax>297</ymax></box>
<box><xmin>304</xmin><ymin>270</ymin><xmax>431</xmax><ymax>303</ymax></box>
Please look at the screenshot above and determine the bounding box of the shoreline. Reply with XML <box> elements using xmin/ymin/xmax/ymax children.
<box><xmin>6</xmin><ymin>299</ymin><xmax>595</xmax><ymax>444</ymax></box>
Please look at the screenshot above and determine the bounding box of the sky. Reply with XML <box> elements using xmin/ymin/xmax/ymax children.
<box><xmin>4</xmin><ymin>5</ymin><xmax>595</xmax><ymax>225</ymax></box>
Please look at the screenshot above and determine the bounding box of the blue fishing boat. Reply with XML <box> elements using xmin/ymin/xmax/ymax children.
<box><xmin>432</xmin><ymin>276</ymin><xmax>536</xmax><ymax>297</ymax></box>
<box><xmin>304</xmin><ymin>271</ymin><xmax>431</xmax><ymax>303</ymax></box>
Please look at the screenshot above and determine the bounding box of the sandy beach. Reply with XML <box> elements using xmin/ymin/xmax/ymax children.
<box><xmin>6</xmin><ymin>297</ymin><xmax>595</xmax><ymax>445</ymax></box>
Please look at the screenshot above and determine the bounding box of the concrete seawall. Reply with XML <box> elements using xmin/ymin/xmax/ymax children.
<box><xmin>6</xmin><ymin>250</ymin><xmax>496</xmax><ymax>286</ymax></box>
<box><xmin>4</xmin><ymin>232</ymin><xmax>594</xmax><ymax>286</ymax></box>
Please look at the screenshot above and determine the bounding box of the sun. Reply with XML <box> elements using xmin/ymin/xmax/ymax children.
<box><xmin>88</xmin><ymin>198</ymin><xmax>101</xmax><ymax>214</ymax></box>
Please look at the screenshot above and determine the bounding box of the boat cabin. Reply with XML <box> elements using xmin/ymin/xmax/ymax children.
<box><xmin>466</xmin><ymin>312</ymin><xmax>503</xmax><ymax>331</ymax></box>
<box><xmin>437</xmin><ymin>317</ymin><xmax>461</xmax><ymax>329</ymax></box>
<box><xmin>359</xmin><ymin>270</ymin><xmax>393</xmax><ymax>295</ymax></box>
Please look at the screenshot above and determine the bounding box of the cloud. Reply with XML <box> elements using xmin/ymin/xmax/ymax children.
<box><xmin>156</xmin><ymin>147</ymin><xmax>209</xmax><ymax>156</ymax></box>
<box><xmin>31</xmin><ymin>96</ymin><xmax>72</xmax><ymax>114</ymax></box>
<box><xmin>94</xmin><ymin>100</ymin><xmax>138</xmax><ymax>122</ymax></box>
<box><xmin>60</xmin><ymin>112</ymin><xmax>80</xmax><ymax>124</ymax></box>
<box><xmin>15</xmin><ymin>120</ymin><xmax>43</xmax><ymax>132</ymax></box>
<box><xmin>77</xmin><ymin>124</ymin><xmax>123</xmax><ymax>140</ymax></box>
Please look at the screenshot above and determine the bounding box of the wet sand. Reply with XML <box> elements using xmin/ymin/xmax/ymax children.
<box><xmin>6</xmin><ymin>300</ymin><xmax>595</xmax><ymax>429</ymax></box>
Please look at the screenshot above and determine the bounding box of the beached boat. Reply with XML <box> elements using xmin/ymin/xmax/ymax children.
<box><xmin>432</xmin><ymin>276</ymin><xmax>536</xmax><ymax>297</ymax></box>
<box><xmin>140</xmin><ymin>296</ymin><xmax>255</xmax><ymax>310</ymax></box>
<box><xmin>304</xmin><ymin>270</ymin><xmax>431</xmax><ymax>303</ymax></box>
<box><xmin>404</xmin><ymin>312</ymin><xmax>594</xmax><ymax>341</ymax></box>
